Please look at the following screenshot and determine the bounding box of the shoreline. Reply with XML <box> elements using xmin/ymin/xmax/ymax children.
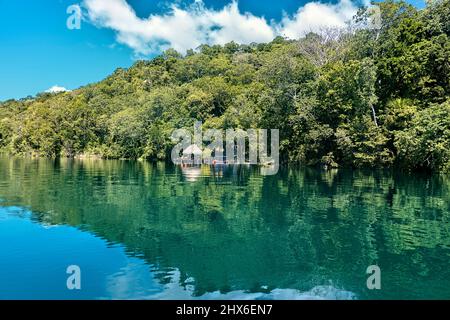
<box><xmin>0</xmin><ymin>152</ymin><xmax>443</xmax><ymax>175</ymax></box>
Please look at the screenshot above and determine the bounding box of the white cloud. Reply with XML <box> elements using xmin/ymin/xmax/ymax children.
<box><xmin>82</xmin><ymin>0</ymin><xmax>362</xmax><ymax>55</ymax></box>
<box><xmin>279</xmin><ymin>0</ymin><xmax>357</xmax><ymax>39</ymax></box>
<box><xmin>45</xmin><ymin>85</ymin><xmax>69</xmax><ymax>93</ymax></box>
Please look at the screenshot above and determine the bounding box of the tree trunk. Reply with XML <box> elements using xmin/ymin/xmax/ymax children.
<box><xmin>371</xmin><ymin>104</ymin><xmax>378</xmax><ymax>127</ymax></box>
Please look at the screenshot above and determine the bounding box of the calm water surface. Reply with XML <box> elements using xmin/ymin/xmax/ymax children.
<box><xmin>0</xmin><ymin>156</ymin><xmax>449</xmax><ymax>299</ymax></box>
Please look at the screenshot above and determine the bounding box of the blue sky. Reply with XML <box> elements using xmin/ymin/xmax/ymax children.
<box><xmin>0</xmin><ymin>0</ymin><xmax>425</xmax><ymax>101</ymax></box>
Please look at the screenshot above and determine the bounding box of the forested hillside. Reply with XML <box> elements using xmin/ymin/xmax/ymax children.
<box><xmin>0</xmin><ymin>0</ymin><xmax>449</xmax><ymax>171</ymax></box>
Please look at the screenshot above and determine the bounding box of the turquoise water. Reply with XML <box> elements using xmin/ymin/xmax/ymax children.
<box><xmin>0</xmin><ymin>156</ymin><xmax>449</xmax><ymax>299</ymax></box>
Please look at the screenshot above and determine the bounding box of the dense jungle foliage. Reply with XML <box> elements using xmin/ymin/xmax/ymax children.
<box><xmin>0</xmin><ymin>1</ymin><xmax>449</xmax><ymax>171</ymax></box>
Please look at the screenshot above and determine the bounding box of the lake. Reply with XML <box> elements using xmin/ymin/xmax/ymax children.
<box><xmin>0</xmin><ymin>156</ymin><xmax>449</xmax><ymax>299</ymax></box>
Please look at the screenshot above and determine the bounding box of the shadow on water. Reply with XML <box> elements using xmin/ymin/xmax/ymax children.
<box><xmin>0</xmin><ymin>156</ymin><xmax>449</xmax><ymax>299</ymax></box>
